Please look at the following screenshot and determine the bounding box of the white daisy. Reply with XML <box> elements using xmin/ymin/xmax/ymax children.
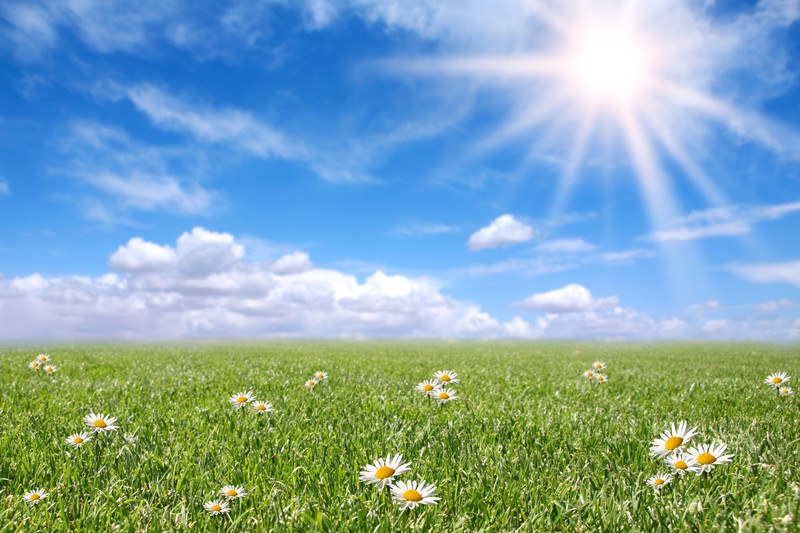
<box><xmin>305</xmin><ymin>379</ymin><xmax>318</xmax><ymax>390</ymax></box>
<box><xmin>433</xmin><ymin>370</ymin><xmax>459</xmax><ymax>385</ymax></box>
<box><xmin>44</xmin><ymin>365</ymin><xmax>57</xmax><ymax>375</ymax></box>
<box><xmin>84</xmin><ymin>413</ymin><xmax>119</xmax><ymax>432</ymax></box>
<box><xmin>434</xmin><ymin>388</ymin><xmax>458</xmax><ymax>404</ymax></box>
<box><xmin>229</xmin><ymin>391</ymin><xmax>255</xmax><ymax>408</ymax></box>
<box><xmin>219</xmin><ymin>485</ymin><xmax>247</xmax><ymax>500</ymax></box>
<box><xmin>359</xmin><ymin>453</ymin><xmax>412</xmax><ymax>490</ymax></box>
<box><xmin>649</xmin><ymin>421</ymin><xmax>698</xmax><ymax>457</ymax></box>
<box><xmin>28</xmin><ymin>360</ymin><xmax>41</xmax><ymax>371</ymax></box>
<box><xmin>252</xmin><ymin>401</ymin><xmax>273</xmax><ymax>414</ymax></box>
<box><xmin>203</xmin><ymin>500</ymin><xmax>230</xmax><ymax>515</ymax></box>
<box><xmin>779</xmin><ymin>387</ymin><xmax>793</xmax><ymax>396</ymax></box>
<box><xmin>595</xmin><ymin>373</ymin><xmax>608</xmax><ymax>383</ymax></box>
<box><xmin>415</xmin><ymin>380</ymin><xmax>439</xmax><ymax>396</ymax></box>
<box><xmin>665</xmin><ymin>453</ymin><xmax>700</xmax><ymax>475</ymax></box>
<box><xmin>687</xmin><ymin>441</ymin><xmax>735</xmax><ymax>474</ymax></box>
<box><xmin>37</xmin><ymin>354</ymin><xmax>51</xmax><ymax>363</ymax></box>
<box><xmin>389</xmin><ymin>479</ymin><xmax>440</xmax><ymax>510</ymax></box>
<box><xmin>646</xmin><ymin>474</ymin><xmax>673</xmax><ymax>491</ymax></box>
<box><xmin>765</xmin><ymin>372</ymin><xmax>791</xmax><ymax>388</ymax></box>
<box><xmin>593</xmin><ymin>361</ymin><xmax>607</xmax><ymax>370</ymax></box>
<box><xmin>66</xmin><ymin>432</ymin><xmax>92</xmax><ymax>448</ymax></box>
<box><xmin>582</xmin><ymin>370</ymin><xmax>595</xmax><ymax>379</ymax></box>
<box><xmin>314</xmin><ymin>371</ymin><xmax>328</xmax><ymax>380</ymax></box>
<box><xmin>22</xmin><ymin>489</ymin><xmax>48</xmax><ymax>504</ymax></box>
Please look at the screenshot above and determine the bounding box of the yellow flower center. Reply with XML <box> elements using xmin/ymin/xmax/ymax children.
<box><xmin>403</xmin><ymin>489</ymin><xmax>423</xmax><ymax>502</ymax></box>
<box><xmin>307</xmin><ymin>381</ymin><xmax>315</xmax><ymax>387</ymax></box>
<box><xmin>654</xmin><ymin>478</ymin><xmax>665</xmax><ymax>486</ymax></box>
<box><xmin>674</xmin><ymin>460</ymin><xmax>687</xmax><ymax>470</ymax></box>
<box><xmin>317</xmin><ymin>373</ymin><xmax>324</xmax><ymax>379</ymax></box>
<box><xmin>772</xmin><ymin>377</ymin><xmax>783</xmax><ymax>384</ymax></box>
<box><xmin>375</xmin><ymin>466</ymin><xmax>395</xmax><ymax>479</ymax></box>
<box><xmin>93</xmin><ymin>419</ymin><xmax>107</xmax><ymax>428</ymax></box>
<box><xmin>74</xmin><ymin>437</ymin><xmax>84</xmax><ymax>444</ymax></box>
<box><xmin>257</xmin><ymin>404</ymin><xmax>267</xmax><ymax>410</ymax></box>
<box><xmin>33</xmin><ymin>362</ymin><xmax>39</xmax><ymax>367</ymax></box>
<box><xmin>39</xmin><ymin>356</ymin><xmax>47</xmax><ymax>361</ymax></box>
<box><xmin>440</xmin><ymin>375</ymin><xmax>451</xmax><ymax>382</ymax></box>
<box><xmin>30</xmin><ymin>494</ymin><xmax>40</xmax><ymax>501</ymax></box>
<box><xmin>423</xmin><ymin>384</ymin><xmax>433</xmax><ymax>391</ymax></box>
<box><xmin>597</xmin><ymin>376</ymin><xmax>604</xmax><ymax>382</ymax></box>
<box><xmin>438</xmin><ymin>392</ymin><xmax>450</xmax><ymax>400</ymax></box>
<box><xmin>664</xmin><ymin>436</ymin><xmax>683</xmax><ymax>451</ymax></box>
<box><xmin>586</xmin><ymin>372</ymin><xmax>593</xmax><ymax>377</ymax></box>
<box><xmin>697</xmin><ymin>452</ymin><xmax>716</xmax><ymax>465</ymax></box>
<box><xmin>226</xmin><ymin>490</ymin><xmax>238</xmax><ymax>497</ymax></box>
<box><xmin>595</xmin><ymin>364</ymin><xmax>602</xmax><ymax>369</ymax></box>
<box><xmin>211</xmin><ymin>504</ymin><xmax>222</xmax><ymax>512</ymax></box>
<box><xmin>237</xmin><ymin>396</ymin><xmax>248</xmax><ymax>403</ymax></box>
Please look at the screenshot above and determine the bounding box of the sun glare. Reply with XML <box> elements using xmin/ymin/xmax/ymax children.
<box><xmin>565</xmin><ymin>23</ymin><xmax>653</xmax><ymax>107</ymax></box>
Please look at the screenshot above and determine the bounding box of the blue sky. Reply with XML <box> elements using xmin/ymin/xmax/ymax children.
<box><xmin>1</xmin><ymin>0</ymin><xmax>799</xmax><ymax>340</ymax></box>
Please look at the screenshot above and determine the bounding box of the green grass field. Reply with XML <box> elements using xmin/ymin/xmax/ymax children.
<box><xmin>1</xmin><ymin>342</ymin><xmax>798</xmax><ymax>531</ymax></box>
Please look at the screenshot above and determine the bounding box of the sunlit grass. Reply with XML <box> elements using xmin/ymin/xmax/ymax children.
<box><xmin>1</xmin><ymin>342</ymin><xmax>798</xmax><ymax>531</ymax></box>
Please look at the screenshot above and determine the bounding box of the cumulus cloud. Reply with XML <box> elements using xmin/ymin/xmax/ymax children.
<box><xmin>0</xmin><ymin>227</ymin><xmax>507</xmax><ymax>340</ymax></box>
<box><xmin>754</xmin><ymin>299</ymin><xmax>795</xmax><ymax>313</ymax></box>
<box><xmin>467</xmin><ymin>214</ymin><xmax>536</xmax><ymax>250</ymax></box>
<box><xmin>514</xmin><ymin>284</ymin><xmax>617</xmax><ymax>313</ymax></box>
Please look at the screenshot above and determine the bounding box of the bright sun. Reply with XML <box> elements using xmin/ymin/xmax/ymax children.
<box><xmin>565</xmin><ymin>23</ymin><xmax>653</xmax><ymax>107</ymax></box>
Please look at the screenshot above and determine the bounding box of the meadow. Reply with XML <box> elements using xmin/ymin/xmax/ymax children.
<box><xmin>0</xmin><ymin>341</ymin><xmax>798</xmax><ymax>531</ymax></box>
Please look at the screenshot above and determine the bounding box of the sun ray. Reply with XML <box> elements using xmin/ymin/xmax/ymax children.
<box><xmin>550</xmin><ymin>107</ymin><xmax>597</xmax><ymax>216</ymax></box>
<box><xmin>641</xmin><ymin>108</ymin><xmax>728</xmax><ymax>206</ymax></box>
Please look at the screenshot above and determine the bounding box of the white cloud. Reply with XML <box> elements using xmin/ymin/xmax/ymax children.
<box><xmin>467</xmin><ymin>214</ymin><xmax>536</xmax><ymax>250</ymax></box>
<box><xmin>60</xmin><ymin>121</ymin><xmax>216</xmax><ymax>217</ymax></box>
<box><xmin>123</xmin><ymin>84</ymin><xmax>304</xmax><ymax>160</ymax></box>
<box><xmin>702</xmin><ymin>319</ymin><xmax>729</xmax><ymax>333</ymax></box>
<box><xmin>392</xmin><ymin>222</ymin><xmax>461</xmax><ymax>237</ymax></box>
<box><xmin>642</xmin><ymin>200</ymin><xmax>800</xmax><ymax>242</ymax></box>
<box><xmin>0</xmin><ymin>227</ymin><xmax>506</xmax><ymax>339</ymax></box>
<box><xmin>536</xmin><ymin>238</ymin><xmax>597</xmax><ymax>253</ymax></box>
<box><xmin>0</xmin><ymin>177</ymin><xmax>9</xmax><ymax>195</ymax></box>
<box><xmin>514</xmin><ymin>284</ymin><xmax>618</xmax><ymax>313</ymax></box>
<box><xmin>754</xmin><ymin>299</ymin><xmax>795</xmax><ymax>313</ymax></box>
<box><xmin>689</xmin><ymin>300</ymin><xmax>721</xmax><ymax>313</ymax></box>
<box><xmin>728</xmin><ymin>260</ymin><xmax>800</xmax><ymax>288</ymax></box>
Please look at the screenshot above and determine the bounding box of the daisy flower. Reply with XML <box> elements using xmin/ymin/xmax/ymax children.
<box><xmin>203</xmin><ymin>500</ymin><xmax>230</xmax><ymax>516</ymax></box>
<box><xmin>687</xmin><ymin>441</ymin><xmax>735</xmax><ymax>474</ymax></box>
<box><xmin>389</xmin><ymin>479</ymin><xmax>440</xmax><ymax>510</ymax></box>
<box><xmin>595</xmin><ymin>373</ymin><xmax>608</xmax><ymax>383</ymax></box>
<box><xmin>433</xmin><ymin>370</ymin><xmax>459</xmax><ymax>385</ymax></box>
<box><xmin>252</xmin><ymin>401</ymin><xmax>273</xmax><ymax>414</ymax></box>
<box><xmin>582</xmin><ymin>370</ymin><xmax>595</xmax><ymax>379</ymax></box>
<box><xmin>779</xmin><ymin>387</ymin><xmax>793</xmax><ymax>396</ymax></box>
<box><xmin>66</xmin><ymin>432</ymin><xmax>92</xmax><ymax>448</ymax></box>
<box><xmin>28</xmin><ymin>360</ymin><xmax>41</xmax><ymax>371</ymax></box>
<box><xmin>84</xmin><ymin>413</ymin><xmax>119</xmax><ymax>432</ymax></box>
<box><xmin>665</xmin><ymin>453</ymin><xmax>699</xmax><ymax>475</ymax></box>
<box><xmin>646</xmin><ymin>474</ymin><xmax>673</xmax><ymax>491</ymax></box>
<box><xmin>305</xmin><ymin>379</ymin><xmax>318</xmax><ymax>390</ymax></box>
<box><xmin>228</xmin><ymin>391</ymin><xmax>255</xmax><ymax>408</ymax></box>
<box><xmin>649</xmin><ymin>421</ymin><xmax>698</xmax><ymax>457</ymax></box>
<box><xmin>44</xmin><ymin>365</ymin><xmax>57</xmax><ymax>375</ymax></box>
<box><xmin>37</xmin><ymin>354</ymin><xmax>51</xmax><ymax>363</ymax></box>
<box><xmin>359</xmin><ymin>453</ymin><xmax>412</xmax><ymax>490</ymax></box>
<box><xmin>593</xmin><ymin>361</ymin><xmax>607</xmax><ymax>370</ymax></box>
<box><xmin>219</xmin><ymin>485</ymin><xmax>247</xmax><ymax>500</ymax></box>
<box><xmin>22</xmin><ymin>489</ymin><xmax>48</xmax><ymax>504</ymax></box>
<box><xmin>415</xmin><ymin>380</ymin><xmax>439</xmax><ymax>396</ymax></box>
<box><xmin>314</xmin><ymin>371</ymin><xmax>328</xmax><ymax>380</ymax></box>
<box><xmin>434</xmin><ymin>388</ymin><xmax>458</xmax><ymax>404</ymax></box>
<box><xmin>765</xmin><ymin>372</ymin><xmax>791</xmax><ymax>388</ymax></box>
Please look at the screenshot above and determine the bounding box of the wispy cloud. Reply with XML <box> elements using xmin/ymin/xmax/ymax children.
<box><xmin>392</xmin><ymin>222</ymin><xmax>461</xmax><ymax>237</ymax></box>
<box><xmin>642</xmin><ymin>200</ymin><xmax>800</xmax><ymax>242</ymax></box>
<box><xmin>535</xmin><ymin>238</ymin><xmax>597</xmax><ymax>253</ymax></box>
<box><xmin>58</xmin><ymin>121</ymin><xmax>217</xmax><ymax>218</ymax></box>
<box><xmin>0</xmin><ymin>177</ymin><xmax>10</xmax><ymax>195</ymax></box>
<box><xmin>727</xmin><ymin>260</ymin><xmax>800</xmax><ymax>288</ymax></box>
